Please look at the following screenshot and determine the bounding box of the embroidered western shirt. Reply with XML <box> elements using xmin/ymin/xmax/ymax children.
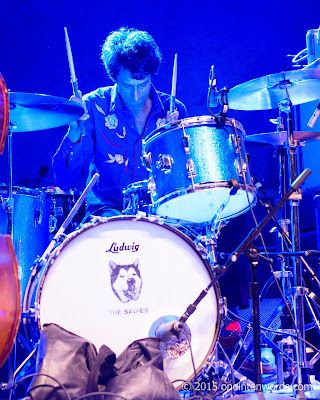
<box><xmin>52</xmin><ymin>84</ymin><xmax>187</xmax><ymax>215</ymax></box>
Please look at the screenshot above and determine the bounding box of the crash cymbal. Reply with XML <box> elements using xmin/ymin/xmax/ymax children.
<box><xmin>246</xmin><ymin>131</ymin><xmax>320</xmax><ymax>146</ymax></box>
<box><xmin>0</xmin><ymin>74</ymin><xmax>9</xmax><ymax>154</ymax></box>
<box><xmin>228</xmin><ymin>68</ymin><xmax>320</xmax><ymax>110</ymax></box>
<box><xmin>9</xmin><ymin>92</ymin><xmax>84</xmax><ymax>132</ymax></box>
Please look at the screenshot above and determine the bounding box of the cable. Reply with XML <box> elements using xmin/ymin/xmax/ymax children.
<box><xmin>186</xmin><ymin>329</ymin><xmax>199</xmax><ymax>384</ymax></box>
<box><xmin>217</xmin><ymin>342</ymin><xmax>235</xmax><ymax>397</ymax></box>
<box><xmin>12</xmin><ymin>373</ymin><xmax>72</xmax><ymax>400</ymax></box>
<box><xmin>227</xmin><ymin>308</ymin><xmax>320</xmax><ymax>354</ymax></box>
<box><xmin>74</xmin><ymin>392</ymin><xmax>128</xmax><ymax>400</ymax></box>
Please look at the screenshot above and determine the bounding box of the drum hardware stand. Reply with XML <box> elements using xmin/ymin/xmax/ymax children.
<box><xmin>177</xmin><ymin>168</ymin><xmax>310</xmax><ymax>398</ymax></box>
<box><xmin>277</xmin><ymin>95</ymin><xmax>314</xmax><ymax>386</ymax></box>
<box><xmin>251</xmin><ymin>185</ymin><xmax>320</xmax><ymax>387</ymax></box>
<box><xmin>200</xmin><ymin>178</ymin><xmax>241</xmax><ymax>266</ymax></box>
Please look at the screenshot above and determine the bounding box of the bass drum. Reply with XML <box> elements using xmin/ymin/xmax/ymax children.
<box><xmin>23</xmin><ymin>216</ymin><xmax>221</xmax><ymax>388</ymax></box>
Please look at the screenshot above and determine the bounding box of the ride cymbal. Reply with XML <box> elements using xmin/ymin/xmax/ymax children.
<box><xmin>228</xmin><ymin>68</ymin><xmax>320</xmax><ymax>111</ymax></box>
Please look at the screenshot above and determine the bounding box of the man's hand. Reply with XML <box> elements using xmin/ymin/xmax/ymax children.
<box><xmin>166</xmin><ymin>110</ymin><xmax>179</xmax><ymax>124</ymax></box>
<box><xmin>71</xmin><ymin>93</ymin><xmax>90</xmax><ymax>121</ymax></box>
<box><xmin>67</xmin><ymin>92</ymin><xmax>89</xmax><ymax>143</ymax></box>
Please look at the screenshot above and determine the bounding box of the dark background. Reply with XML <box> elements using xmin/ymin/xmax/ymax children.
<box><xmin>0</xmin><ymin>0</ymin><xmax>319</xmax><ymax>190</ymax></box>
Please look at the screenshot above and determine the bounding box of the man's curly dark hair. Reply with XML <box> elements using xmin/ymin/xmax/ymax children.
<box><xmin>101</xmin><ymin>27</ymin><xmax>162</xmax><ymax>82</ymax></box>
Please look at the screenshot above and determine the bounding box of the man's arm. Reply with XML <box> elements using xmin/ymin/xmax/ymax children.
<box><xmin>52</xmin><ymin>98</ymin><xmax>94</xmax><ymax>190</ymax></box>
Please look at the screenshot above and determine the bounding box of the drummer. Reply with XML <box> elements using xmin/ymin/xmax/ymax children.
<box><xmin>52</xmin><ymin>27</ymin><xmax>187</xmax><ymax>220</ymax></box>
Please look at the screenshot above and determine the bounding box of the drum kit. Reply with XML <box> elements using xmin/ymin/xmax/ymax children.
<box><xmin>1</xmin><ymin>57</ymin><xmax>320</xmax><ymax>399</ymax></box>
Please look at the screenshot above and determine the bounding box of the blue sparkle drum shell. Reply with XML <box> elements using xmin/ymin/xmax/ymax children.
<box><xmin>143</xmin><ymin>116</ymin><xmax>256</xmax><ymax>223</ymax></box>
<box><xmin>0</xmin><ymin>187</ymin><xmax>52</xmax><ymax>299</ymax></box>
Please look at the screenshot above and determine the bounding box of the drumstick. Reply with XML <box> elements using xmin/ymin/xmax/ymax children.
<box><xmin>170</xmin><ymin>53</ymin><xmax>178</xmax><ymax>115</ymax></box>
<box><xmin>64</xmin><ymin>27</ymin><xmax>85</xmax><ymax>134</ymax></box>
<box><xmin>64</xmin><ymin>27</ymin><xmax>80</xmax><ymax>97</ymax></box>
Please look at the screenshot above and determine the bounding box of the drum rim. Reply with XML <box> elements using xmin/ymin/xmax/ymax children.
<box><xmin>143</xmin><ymin>115</ymin><xmax>245</xmax><ymax>146</ymax></box>
<box><xmin>152</xmin><ymin>182</ymin><xmax>257</xmax><ymax>222</ymax></box>
<box><xmin>24</xmin><ymin>215</ymin><xmax>222</xmax><ymax>388</ymax></box>
<box><xmin>0</xmin><ymin>186</ymin><xmax>52</xmax><ymax>199</ymax></box>
<box><xmin>122</xmin><ymin>179</ymin><xmax>149</xmax><ymax>194</ymax></box>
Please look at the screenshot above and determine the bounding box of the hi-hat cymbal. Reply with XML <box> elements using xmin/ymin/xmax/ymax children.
<box><xmin>228</xmin><ymin>68</ymin><xmax>320</xmax><ymax>110</ymax></box>
<box><xmin>246</xmin><ymin>131</ymin><xmax>320</xmax><ymax>146</ymax></box>
<box><xmin>9</xmin><ymin>92</ymin><xmax>84</xmax><ymax>132</ymax></box>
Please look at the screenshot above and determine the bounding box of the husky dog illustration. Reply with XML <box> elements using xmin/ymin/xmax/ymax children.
<box><xmin>109</xmin><ymin>259</ymin><xmax>142</xmax><ymax>303</ymax></box>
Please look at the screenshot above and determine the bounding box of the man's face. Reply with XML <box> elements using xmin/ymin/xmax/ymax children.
<box><xmin>116</xmin><ymin>68</ymin><xmax>152</xmax><ymax>110</ymax></box>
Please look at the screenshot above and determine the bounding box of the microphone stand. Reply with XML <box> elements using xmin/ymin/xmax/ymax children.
<box><xmin>179</xmin><ymin>168</ymin><xmax>311</xmax><ymax>397</ymax></box>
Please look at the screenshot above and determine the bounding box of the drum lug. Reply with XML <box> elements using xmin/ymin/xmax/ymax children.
<box><xmin>49</xmin><ymin>214</ymin><xmax>57</xmax><ymax>234</ymax></box>
<box><xmin>148</xmin><ymin>176</ymin><xmax>156</xmax><ymax>193</ymax></box>
<box><xmin>156</xmin><ymin>154</ymin><xmax>174</xmax><ymax>173</ymax></box>
<box><xmin>234</xmin><ymin>158</ymin><xmax>248</xmax><ymax>176</ymax></box>
<box><xmin>182</xmin><ymin>134</ymin><xmax>190</xmax><ymax>154</ymax></box>
<box><xmin>219</xmin><ymin>296</ymin><xmax>228</xmax><ymax>317</ymax></box>
<box><xmin>142</xmin><ymin>152</ymin><xmax>152</xmax><ymax>171</ymax></box>
<box><xmin>186</xmin><ymin>158</ymin><xmax>197</xmax><ymax>189</ymax></box>
<box><xmin>231</xmin><ymin>133</ymin><xmax>241</xmax><ymax>153</ymax></box>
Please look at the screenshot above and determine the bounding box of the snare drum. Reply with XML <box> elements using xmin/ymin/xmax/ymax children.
<box><xmin>0</xmin><ymin>187</ymin><xmax>52</xmax><ymax>297</ymax></box>
<box><xmin>143</xmin><ymin>116</ymin><xmax>256</xmax><ymax>223</ymax></box>
<box><xmin>23</xmin><ymin>216</ymin><xmax>221</xmax><ymax>388</ymax></box>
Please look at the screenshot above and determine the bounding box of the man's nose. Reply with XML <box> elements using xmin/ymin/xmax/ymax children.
<box><xmin>133</xmin><ymin>86</ymin><xmax>140</xmax><ymax>101</ymax></box>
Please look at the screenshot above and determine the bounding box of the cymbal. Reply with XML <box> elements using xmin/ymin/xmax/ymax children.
<box><xmin>9</xmin><ymin>92</ymin><xmax>84</xmax><ymax>132</ymax></box>
<box><xmin>228</xmin><ymin>68</ymin><xmax>320</xmax><ymax>110</ymax></box>
<box><xmin>246</xmin><ymin>131</ymin><xmax>320</xmax><ymax>146</ymax></box>
<box><xmin>0</xmin><ymin>74</ymin><xmax>9</xmax><ymax>154</ymax></box>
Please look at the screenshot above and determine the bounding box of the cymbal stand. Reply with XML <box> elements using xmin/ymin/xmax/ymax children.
<box><xmin>5</xmin><ymin>125</ymin><xmax>14</xmax><ymax>237</ymax></box>
<box><xmin>178</xmin><ymin>169</ymin><xmax>310</xmax><ymax>399</ymax></box>
<box><xmin>279</xmin><ymin>97</ymin><xmax>308</xmax><ymax>385</ymax></box>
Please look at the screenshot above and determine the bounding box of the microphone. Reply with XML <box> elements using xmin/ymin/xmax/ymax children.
<box><xmin>251</xmin><ymin>175</ymin><xmax>266</xmax><ymax>196</ymax></box>
<box><xmin>155</xmin><ymin>320</ymin><xmax>184</xmax><ymax>340</ymax></box>
<box><xmin>307</xmin><ymin>100</ymin><xmax>320</xmax><ymax>128</ymax></box>
<box><xmin>208</xmin><ymin>65</ymin><xmax>220</xmax><ymax>108</ymax></box>
<box><xmin>155</xmin><ymin>319</ymin><xmax>189</xmax><ymax>359</ymax></box>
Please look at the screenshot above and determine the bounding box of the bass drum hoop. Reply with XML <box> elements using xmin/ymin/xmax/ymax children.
<box><xmin>24</xmin><ymin>215</ymin><xmax>222</xmax><ymax>389</ymax></box>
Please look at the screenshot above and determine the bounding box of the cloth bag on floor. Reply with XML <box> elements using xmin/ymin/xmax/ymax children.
<box><xmin>26</xmin><ymin>324</ymin><xmax>181</xmax><ymax>400</ymax></box>
<box><xmin>26</xmin><ymin>323</ymin><xmax>97</xmax><ymax>400</ymax></box>
<box><xmin>87</xmin><ymin>337</ymin><xmax>181</xmax><ymax>400</ymax></box>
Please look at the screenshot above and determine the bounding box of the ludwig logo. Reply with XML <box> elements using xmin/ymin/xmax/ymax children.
<box><xmin>106</xmin><ymin>242</ymin><xmax>139</xmax><ymax>253</ymax></box>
